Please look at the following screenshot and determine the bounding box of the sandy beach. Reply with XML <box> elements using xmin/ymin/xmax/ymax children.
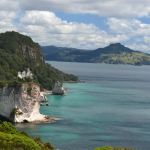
<box><xmin>40</xmin><ymin>91</ymin><xmax>52</xmax><ymax>95</ymax></box>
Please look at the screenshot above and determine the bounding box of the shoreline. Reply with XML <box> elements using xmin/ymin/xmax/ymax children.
<box><xmin>25</xmin><ymin>117</ymin><xmax>63</xmax><ymax>123</ymax></box>
<box><xmin>46</xmin><ymin>60</ymin><xmax>150</xmax><ymax>66</ymax></box>
<box><xmin>40</xmin><ymin>80</ymin><xmax>85</xmax><ymax>94</ymax></box>
<box><xmin>63</xmin><ymin>80</ymin><xmax>85</xmax><ymax>83</ymax></box>
<box><xmin>40</xmin><ymin>91</ymin><xmax>52</xmax><ymax>95</ymax></box>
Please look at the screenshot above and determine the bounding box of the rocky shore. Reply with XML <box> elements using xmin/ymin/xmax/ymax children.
<box><xmin>0</xmin><ymin>80</ymin><xmax>84</xmax><ymax>123</ymax></box>
<box><xmin>0</xmin><ymin>84</ymin><xmax>62</xmax><ymax>123</ymax></box>
<box><xmin>63</xmin><ymin>80</ymin><xmax>85</xmax><ymax>83</ymax></box>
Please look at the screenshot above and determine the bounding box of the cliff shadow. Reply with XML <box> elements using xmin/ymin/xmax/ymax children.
<box><xmin>0</xmin><ymin>115</ymin><xmax>12</xmax><ymax>122</ymax></box>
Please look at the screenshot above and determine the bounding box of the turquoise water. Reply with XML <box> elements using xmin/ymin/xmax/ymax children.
<box><xmin>15</xmin><ymin>61</ymin><xmax>150</xmax><ymax>150</ymax></box>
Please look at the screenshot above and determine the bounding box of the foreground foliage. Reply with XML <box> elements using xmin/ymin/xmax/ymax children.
<box><xmin>0</xmin><ymin>31</ymin><xmax>78</xmax><ymax>90</ymax></box>
<box><xmin>94</xmin><ymin>146</ymin><xmax>137</xmax><ymax>150</ymax></box>
<box><xmin>0</xmin><ymin>121</ymin><xmax>55</xmax><ymax>150</ymax></box>
<box><xmin>0</xmin><ymin>122</ymin><xmax>138</xmax><ymax>150</ymax></box>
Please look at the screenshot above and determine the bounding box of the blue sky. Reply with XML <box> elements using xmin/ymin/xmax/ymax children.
<box><xmin>1</xmin><ymin>0</ymin><xmax>150</xmax><ymax>53</ymax></box>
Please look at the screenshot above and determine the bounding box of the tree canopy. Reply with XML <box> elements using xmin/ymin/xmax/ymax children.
<box><xmin>0</xmin><ymin>31</ymin><xmax>78</xmax><ymax>90</ymax></box>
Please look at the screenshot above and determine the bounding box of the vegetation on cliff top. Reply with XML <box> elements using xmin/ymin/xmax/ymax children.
<box><xmin>45</xmin><ymin>43</ymin><xmax>150</xmax><ymax>65</ymax></box>
<box><xmin>0</xmin><ymin>31</ymin><xmax>78</xmax><ymax>90</ymax></box>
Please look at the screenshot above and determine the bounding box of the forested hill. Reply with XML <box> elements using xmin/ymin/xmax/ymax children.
<box><xmin>41</xmin><ymin>45</ymin><xmax>89</xmax><ymax>55</ymax></box>
<box><xmin>45</xmin><ymin>43</ymin><xmax>150</xmax><ymax>65</ymax></box>
<box><xmin>0</xmin><ymin>31</ymin><xmax>78</xmax><ymax>90</ymax></box>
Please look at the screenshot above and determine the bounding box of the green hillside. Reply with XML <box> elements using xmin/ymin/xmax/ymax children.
<box><xmin>41</xmin><ymin>45</ymin><xmax>89</xmax><ymax>55</ymax></box>
<box><xmin>0</xmin><ymin>31</ymin><xmax>78</xmax><ymax>90</ymax></box>
<box><xmin>45</xmin><ymin>43</ymin><xmax>150</xmax><ymax>65</ymax></box>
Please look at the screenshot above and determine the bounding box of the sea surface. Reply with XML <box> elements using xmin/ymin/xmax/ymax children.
<box><xmin>15</xmin><ymin>61</ymin><xmax>150</xmax><ymax>150</ymax></box>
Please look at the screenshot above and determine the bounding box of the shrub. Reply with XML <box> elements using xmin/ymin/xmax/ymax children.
<box><xmin>17</xmin><ymin>77</ymin><xmax>25</xmax><ymax>82</ymax></box>
<box><xmin>24</xmin><ymin>77</ymin><xmax>32</xmax><ymax>82</ymax></box>
<box><xmin>34</xmin><ymin>137</ymin><xmax>55</xmax><ymax>150</ymax></box>
<box><xmin>10</xmin><ymin>108</ymin><xmax>23</xmax><ymax>119</ymax></box>
<box><xmin>93</xmin><ymin>146</ymin><xmax>137</xmax><ymax>150</ymax></box>
<box><xmin>0</xmin><ymin>81</ymin><xmax>5</xmax><ymax>88</ymax></box>
<box><xmin>0</xmin><ymin>121</ymin><xmax>19</xmax><ymax>134</ymax></box>
<box><xmin>94</xmin><ymin>146</ymin><xmax>113</xmax><ymax>150</ymax></box>
<box><xmin>42</xmin><ymin>142</ymin><xmax>55</xmax><ymax>150</ymax></box>
<box><xmin>0</xmin><ymin>132</ymin><xmax>41</xmax><ymax>150</ymax></box>
<box><xmin>20</xmin><ymin>131</ymin><xmax>30</xmax><ymax>138</ymax></box>
<box><xmin>10</xmin><ymin>108</ymin><xmax>19</xmax><ymax>118</ymax></box>
<box><xmin>112</xmin><ymin>148</ymin><xmax>137</xmax><ymax>150</ymax></box>
<box><xmin>27</xmin><ymin>86</ymin><xmax>32</xmax><ymax>95</ymax></box>
<box><xmin>8</xmin><ymin>79</ymin><xmax>22</xmax><ymax>89</ymax></box>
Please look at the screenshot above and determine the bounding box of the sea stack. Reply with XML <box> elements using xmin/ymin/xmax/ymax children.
<box><xmin>52</xmin><ymin>81</ymin><xmax>65</xmax><ymax>95</ymax></box>
<box><xmin>39</xmin><ymin>92</ymin><xmax>48</xmax><ymax>102</ymax></box>
<box><xmin>0</xmin><ymin>85</ymin><xmax>50</xmax><ymax>123</ymax></box>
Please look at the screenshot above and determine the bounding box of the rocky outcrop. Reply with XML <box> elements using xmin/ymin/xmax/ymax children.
<box><xmin>40</xmin><ymin>103</ymin><xmax>51</xmax><ymax>106</ymax></box>
<box><xmin>0</xmin><ymin>85</ymin><xmax>49</xmax><ymax>123</ymax></box>
<box><xmin>39</xmin><ymin>93</ymin><xmax>48</xmax><ymax>102</ymax></box>
<box><xmin>52</xmin><ymin>81</ymin><xmax>65</xmax><ymax>95</ymax></box>
<box><xmin>18</xmin><ymin>68</ymin><xmax>33</xmax><ymax>79</ymax></box>
<box><xmin>19</xmin><ymin>45</ymin><xmax>45</xmax><ymax>61</ymax></box>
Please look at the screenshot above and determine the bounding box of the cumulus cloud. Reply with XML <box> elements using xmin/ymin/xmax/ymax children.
<box><xmin>18</xmin><ymin>0</ymin><xmax>150</xmax><ymax>18</ymax></box>
<box><xmin>0</xmin><ymin>11</ymin><xmax>18</xmax><ymax>33</ymax></box>
<box><xmin>0</xmin><ymin>20</ymin><xmax>17</xmax><ymax>33</ymax></box>
<box><xmin>1</xmin><ymin>0</ymin><xmax>150</xmax><ymax>18</ymax></box>
<box><xmin>143</xmin><ymin>36</ymin><xmax>150</xmax><ymax>44</ymax></box>
<box><xmin>17</xmin><ymin>11</ymin><xmax>130</xmax><ymax>49</ymax></box>
<box><xmin>126</xmin><ymin>43</ymin><xmax>150</xmax><ymax>51</ymax></box>
<box><xmin>0</xmin><ymin>0</ymin><xmax>19</xmax><ymax>11</ymax></box>
<box><xmin>20</xmin><ymin>11</ymin><xmax>62</xmax><ymax>26</ymax></box>
<box><xmin>107</xmin><ymin>18</ymin><xmax>150</xmax><ymax>37</ymax></box>
<box><xmin>107</xmin><ymin>18</ymin><xmax>141</xmax><ymax>34</ymax></box>
<box><xmin>1</xmin><ymin>9</ymin><xmax>150</xmax><ymax>50</ymax></box>
<box><xmin>0</xmin><ymin>11</ymin><xmax>18</xmax><ymax>19</ymax></box>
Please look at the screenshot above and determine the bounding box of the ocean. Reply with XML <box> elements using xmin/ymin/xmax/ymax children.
<box><xmin>15</xmin><ymin>61</ymin><xmax>150</xmax><ymax>150</ymax></box>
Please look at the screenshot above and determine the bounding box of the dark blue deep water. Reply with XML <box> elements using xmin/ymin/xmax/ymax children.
<box><xmin>15</xmin><ymin>61</ymin><xmax>150</xmax><ymax>150</ymax></box>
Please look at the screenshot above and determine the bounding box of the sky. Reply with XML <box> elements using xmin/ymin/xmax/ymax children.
<box><xmin>1</xmin><ymin>0</ymin><xmax>150</xmax><ymax>53</ymax></box>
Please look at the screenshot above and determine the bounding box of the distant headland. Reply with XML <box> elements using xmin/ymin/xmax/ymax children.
<box><xmin>43</xmin><ymin>43</ymin><xmax>150</xmax><ymax>65</ymax></box>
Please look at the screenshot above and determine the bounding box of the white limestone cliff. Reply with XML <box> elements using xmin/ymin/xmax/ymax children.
<box><xmin>39</xmin><ymin>93</ymin><xmax>48</xmax><ymax>102</ymax></box>
<box><xmin>0</xmin><ymin>85</ymin><xmax>49</xmax><ymax>123</ymax></box>
<box><xmin>52</xmin><ymin>81</ymin><xmax>65</xmax><ymax>95</ymax></box>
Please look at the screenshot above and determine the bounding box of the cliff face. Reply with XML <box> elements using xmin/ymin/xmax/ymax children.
<box><xmin>0</xmin><ymin>85</ymin><xmax>48</xmax><ymax>122</ymax></box>
<box><xmin>19</xmin><ymin>45</ymin><xmax>45</xmax><ymax>61</ymax></box>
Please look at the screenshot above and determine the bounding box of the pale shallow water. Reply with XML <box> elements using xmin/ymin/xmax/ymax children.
<box><xmin>15</xmin><ymin>61</ymin><xmax>150</xmax><ymax>150</ymax></box>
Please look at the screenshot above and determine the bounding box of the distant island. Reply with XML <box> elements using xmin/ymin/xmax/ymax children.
<box><xmin>42</xmin><ymin>43</ymin><xmax>150</xmax><ymax>65</ymax></box>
